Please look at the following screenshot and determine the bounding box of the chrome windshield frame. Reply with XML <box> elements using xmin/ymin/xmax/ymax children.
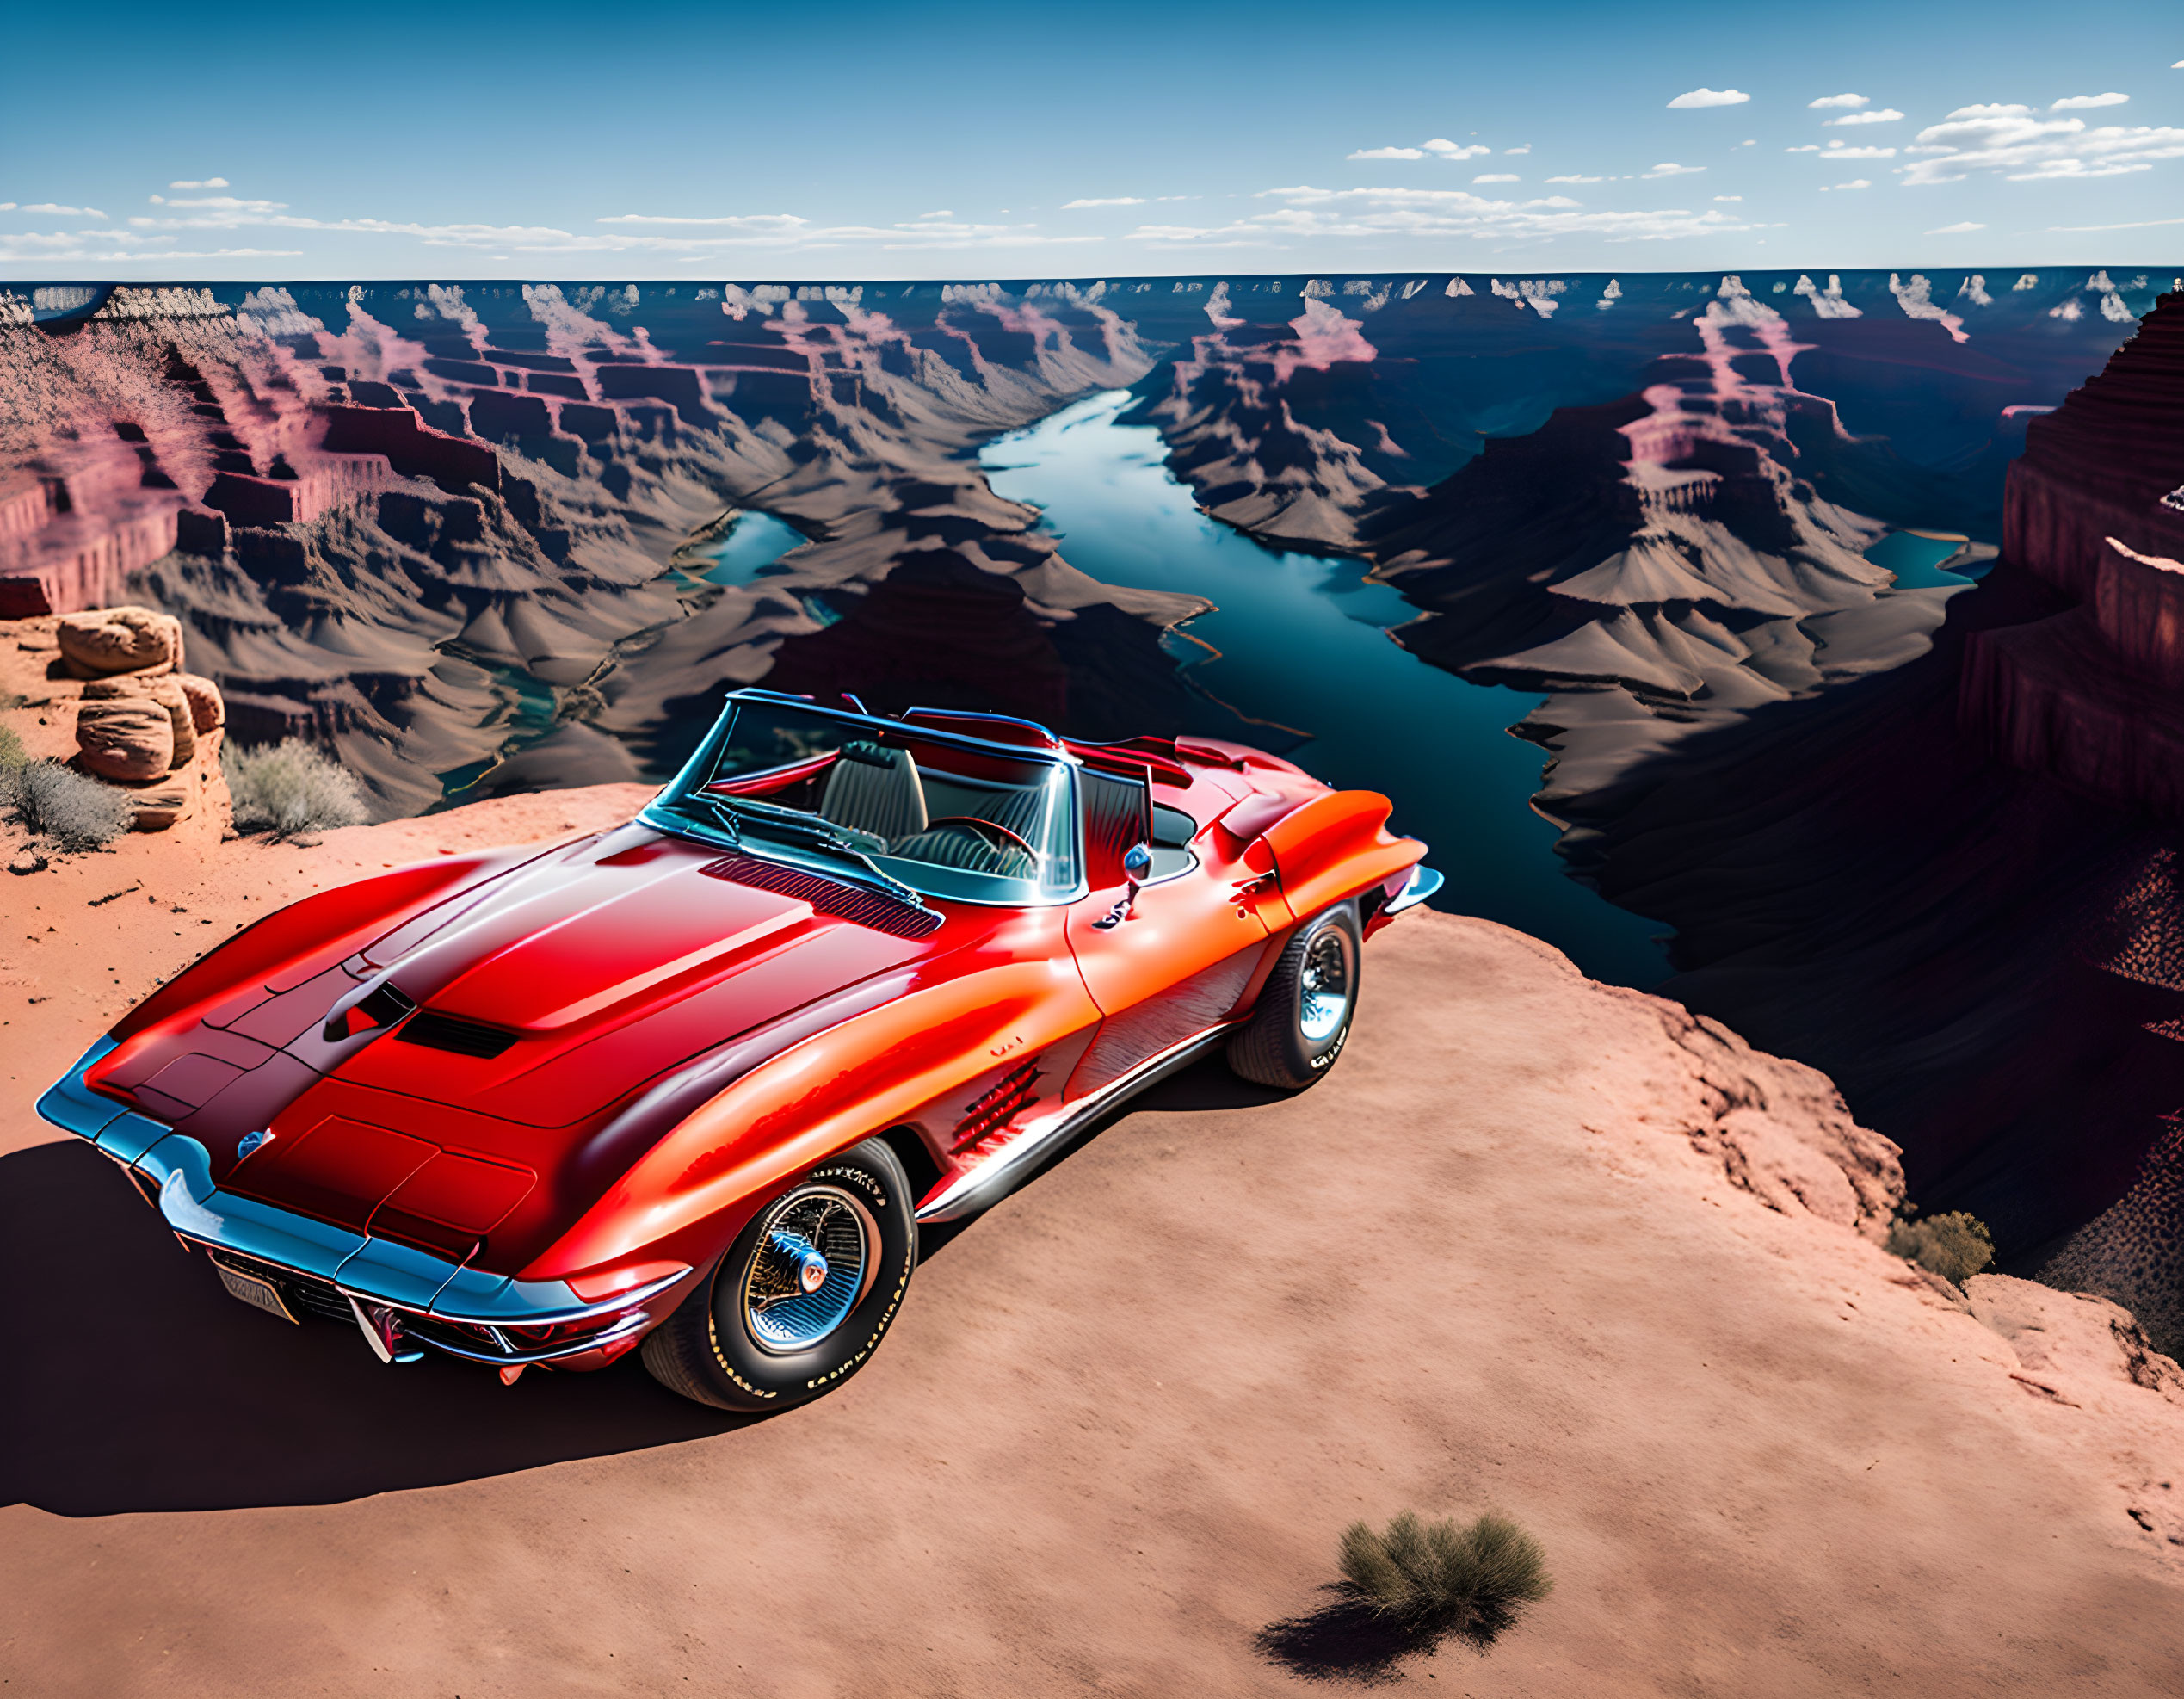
<box><xmin>645</xmin><ymin>689</ymin><xmax>1091</xmax><ymax>909</ymax></box>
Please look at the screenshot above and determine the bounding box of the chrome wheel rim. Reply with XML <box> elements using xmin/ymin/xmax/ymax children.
<box><xmin>1298</xmin><ymin>925</ymin><xmax>1354</xmax><ymax>1042</ymax></box>
<box><xmin>741</xmin><ymin>1184</ymin><xmax>878</xmax><ymax>1354</ymax></box>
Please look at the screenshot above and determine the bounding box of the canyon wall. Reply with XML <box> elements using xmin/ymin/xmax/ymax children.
<box><xmin>1962</xmin><ymin>291</ymin><xmax>2184</xmax><ymax>816</ymax></box>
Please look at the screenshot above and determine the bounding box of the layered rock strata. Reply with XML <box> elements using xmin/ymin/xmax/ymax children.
<box><xmin>1961</xmin><ymin>292</ymin><xmax>2184</xmax><ymax>814</ymax></box>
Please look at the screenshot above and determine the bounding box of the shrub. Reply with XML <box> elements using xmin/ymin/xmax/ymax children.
<box><xmin>1886</xmin><ymin>1209</ymin><xmax>1996</xmax><ymax>1285</ymax></box>
<box><xmin>0</xmin><ymin>724</ymin><xmax>25</xmax><ymax>769</ymax></box>
<box><xmin>1</xmin><ymin>759</ymin><xmax>134</xmax><ymax>850</ymax></box>
<box><xmin>1339</xmin><ymin>1511</ymin><xmax>1553</xmax><ymax>1637</ymax></box>
<box><xmin>224</xmin><ymin>738</ymin><xmax>368</xmax><ymax>837</ymax></box>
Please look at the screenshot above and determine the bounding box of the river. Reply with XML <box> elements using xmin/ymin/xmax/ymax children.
<box><xmin>980</xmin><ymin>390</ymin><xmax>1675</xmax><ymax>987</ymax></box>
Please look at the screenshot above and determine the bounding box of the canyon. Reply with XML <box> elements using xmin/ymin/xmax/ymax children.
<box><xmin>5</xmin><ymin>267</ymin><xmax>2183</xmax><ymax>1348</ymax></box>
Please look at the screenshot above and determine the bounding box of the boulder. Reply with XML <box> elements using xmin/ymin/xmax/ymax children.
<box><xmin>124</xmin><ymin>780</ymin><xmax>192</xmax><ymax>831</ymax></box>
<box><xmin>56</xmin><ymin>606</ymin><xmax>182</xmax><ymax>679</ymax></box>
<box><xmin>176</xmin><ymin>672</ymin><xmax>225</xmax><ymax>737</ymax></box>
<box><xmin>74</xmin><ymin>697</ymin><xmax>174</xmax><ymax>782</ymax></box>
<box><xmin>84</xmin><ymin>674</ymin><xmax>194</xmax><ymax>767</ymax></box>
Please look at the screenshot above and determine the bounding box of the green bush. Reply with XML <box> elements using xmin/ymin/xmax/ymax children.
<box><xmin>1</xmin><ymin>759</ymin><xmax>134</xmax><ymax>850</ymax></box>
<box><xmin>224</xmin><ymin>738</ymin><xmax>367</xmax><ymax>837</ymax></box>
<box><xmin>1340</xmin><ymin>1511</ymin><xmax>1552</xmax><ymax>1636</ymax></box>
<box><xmin>1886</xmin><ymin>1209</ymin><xmax>1996</xmax><ymax>1285</ymax></box>
<box><xmin>0</xmin><ymin>724</ymin><xmax>25</xmax><ymax>769</ymax></box>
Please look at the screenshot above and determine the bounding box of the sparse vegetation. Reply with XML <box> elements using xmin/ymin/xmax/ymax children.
<box><xmin>1887</xmin><ymin>1208</ymin><xmax>1996</xmax><ymax>1285</ymax></box>
<box><xmin>223</xmin><ymin>738</ymin><xmax>367</xmax><ymax>837</ymax></box>
<box><xmin>0</xmin><ymin>724</ymin><xmax>25</xmax><ymax>769</ymax></box>
<box><xmin>1340</xmin><ymin>1511</ymin><xmax>1553</xmax><ymax>1637</ymax></box>
<box><xmin>1</xmin><ymin>759</ymin><xmax>134</xmax><ymax>850</ymax></box>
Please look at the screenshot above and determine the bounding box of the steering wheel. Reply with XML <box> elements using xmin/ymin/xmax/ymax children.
<box><xmin>922</xmin><ymin>815</ymin><xmax>1040</xmax><ymax>858</ymax></box>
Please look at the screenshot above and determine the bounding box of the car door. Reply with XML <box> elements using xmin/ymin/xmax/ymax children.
<box><xmin>1062</xmin><ymin>762</ymin><xmax>1280</xmax><ymax>1098</ymax></box>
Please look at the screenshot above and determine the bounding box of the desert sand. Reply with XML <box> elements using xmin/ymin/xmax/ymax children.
<box><xmin>3</xmin><ymin>786</ymin><xmax>2182</xmax><ymax>1696</ymax></box>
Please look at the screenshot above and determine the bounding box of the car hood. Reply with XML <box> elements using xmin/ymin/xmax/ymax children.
<box><xmin>97</xmin><ymin>828</ymin><xmax>948</xmax><ymax>1251</ymax></box>
<box><xmin>331</xmin><ymin>831</ymin><xmax>940</xmax><ymax>1127</ymax></box>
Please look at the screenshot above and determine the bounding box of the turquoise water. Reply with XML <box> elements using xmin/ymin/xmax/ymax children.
<box><xmin>1866</xmin><ymin>530</ymin><xmax>1988</xmax><ymax>588</ymax></box>
<box><xmin>693</xmin><ymin>511</ymin><xmax>806</xmax><ymax>585</ymax></box>
<box><xmin>981</xmin><ymin>390</ymin><xmax>1674</xmax><ymax>987</ymax></box>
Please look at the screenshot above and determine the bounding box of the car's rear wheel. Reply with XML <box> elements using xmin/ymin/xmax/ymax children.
<box><xmin>639</xmin><ymin>1137</ymin><xmax>916</xmax><ymax>1411</ymax></box>
<box><xmin>1227</xmin><ymin>901</ymin><xmax>1361</xmax><ymax>1090</ymax></box>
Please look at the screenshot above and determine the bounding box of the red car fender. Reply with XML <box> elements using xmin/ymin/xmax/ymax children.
<box><xmin>523</xmin><ymin>949</ymin><xmax>1099</xmax><ymax>1281</ymax></box>
<box><xmin>1259</xmin><ymin>790</ymin><xmax>1426</xmax><ymax>929</ymax></box>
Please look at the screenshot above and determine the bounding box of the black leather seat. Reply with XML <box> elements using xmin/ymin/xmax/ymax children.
<box><xmin>889</xmin><ymin>825</ymin><xmax>1038</xmax><ymax>880</ymax></box>
<box><xmin>817</xmin><ymin>743</ymin><xmax>928</xmax><ymax>844</ymax></box>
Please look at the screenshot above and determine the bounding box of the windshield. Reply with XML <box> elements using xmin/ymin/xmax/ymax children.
<box><xmin>648</xmin><ymin>698</ymin><xmax>1082</xmax><ymax>905</ymax></box>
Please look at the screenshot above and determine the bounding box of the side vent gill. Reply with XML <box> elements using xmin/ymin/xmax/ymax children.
<box><xmin>394</xmin><ymin>1012</ymin><xmax>520</xmax><ymax>1059</ymax></box>
<box><xmin>951</xmin><ymin>1060</ymin><xmax>1042</xmax><ymax>1157</ymax></box>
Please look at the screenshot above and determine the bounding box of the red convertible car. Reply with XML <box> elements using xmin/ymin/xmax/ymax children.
<box><xmin>40</xmin><ymin>690</ymin><xmax>1438</xmax><ymax>1409</ymax></box>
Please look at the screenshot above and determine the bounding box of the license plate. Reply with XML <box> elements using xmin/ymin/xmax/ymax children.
<box><xmin>215</xmin><ymin>1263</ymin><xmax>299</xmax><ymax>1324</ymax></box>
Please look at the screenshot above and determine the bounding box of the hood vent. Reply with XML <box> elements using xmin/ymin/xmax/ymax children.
<box><xmin>701</xmin><ymin>852</ymin><xmax>943</xmax><ymax>940</ymax></box>
<box><xmin>394</xmin><ymin>1011</ymin><xmax>519</xmax><ymax>1060</ymax></box>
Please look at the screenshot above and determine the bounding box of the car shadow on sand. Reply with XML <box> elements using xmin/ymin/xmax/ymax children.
<box><xmin>0</xmin><ymin>1140</ymin><xmax>750</xmax><ymax>1517</ymax></box>
<box><xmin>3</xmin><ymin>1056</ymin><xmax>1288</xmax><ymax>1518</ymax></box>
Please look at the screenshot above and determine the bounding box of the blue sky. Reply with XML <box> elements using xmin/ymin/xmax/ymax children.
<box><xmin>3</xmin><ymin>0</ymin><xmax>2180</xmax><ymax>281</ymax></box>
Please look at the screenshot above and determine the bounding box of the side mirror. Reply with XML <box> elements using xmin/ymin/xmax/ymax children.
<box><xmin>1095</xmin><ymin>844</ymin><xmax>1156</xmax><ymax>930</ymax></box>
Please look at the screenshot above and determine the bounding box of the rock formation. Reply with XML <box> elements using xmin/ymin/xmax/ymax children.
<box><xmin>3</xmin><ymin>605</ymin><xmax>227</xmax><ymax>834</ymax></box>
<box><xmin>1961</xmin><ymin>291</ymin><xmax>2184</xmax><ymax>813</ymax></box>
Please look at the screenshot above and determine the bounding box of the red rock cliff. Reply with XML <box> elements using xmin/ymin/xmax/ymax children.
<box><xmin>1963</xmin><ymin>292</ymin><xmax>2184</xmax><ymax>813</ymax></box>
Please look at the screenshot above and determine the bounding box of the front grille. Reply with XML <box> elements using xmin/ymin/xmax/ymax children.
<box><xmin>207</xmin><ymin>1249</ymin><xmax>355</xmax><ymax>1324</ymax></box>
<box><xmin>394</xmin><ymin>1011</ymin><xmax>519</xmax><ymax>1058</ymax></box>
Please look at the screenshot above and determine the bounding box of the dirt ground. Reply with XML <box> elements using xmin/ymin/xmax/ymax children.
<box><xmin>3</xmin><ymin>788</ymin><xmax>2182</xmax><ymax>1696</ymax></box>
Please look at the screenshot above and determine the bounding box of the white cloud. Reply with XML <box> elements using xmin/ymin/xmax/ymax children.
<box><xmin>1505</xmin><ymin>145</ymin><xmax>1531</xmax><ymax>155</ymax></box>
<box><xmin>1712</xmin><ymin>195</ymin><xmax>1743</xmax><ymax>201</ymax></box>
<box><xmin>1220</xmin><ymin>182</ymin><xmax>1753</xmax><ymax>244</ymax></box>
<box><xmin>1926</xmin><ymin>220</ymin><xmax>1986</xmax><ymax>233</ymax></box>
<box><xmin>1901</xmin><ymin>103</ymin><xmax>2184</xmax><ymax>185</ymax></box>
<box><xmin>1422</xmin><ymin>140</ymin><xmax>1493</xmax><ymax>159</ymax></box>
<box><xmin>916</xmin><ymin>209</ymin><xmax>954</xmax><ymax>219</ymax></box>
<box><xmin>0</xmin><ymin>227</ymin><xmax>299</xmax><ymax>262</ymax></box>
<box><xmin>1959</xmin><ymin>273</ymin><xmax>1994</xmax><ymax>304</ymax></box>
<box><xmin>1473</xmin><ymin>173</ymin><xmax>1521</xmax><ymax>182</ymax></box>
<box><xmin>2042</xmin><ymin>213</ymin><xmax>2184</xmax><ymax>232</ymax></box>
<box><xmin>1062</xmin><ymin>197</ymin><xmax>1145</xmax><ymax>208</ymax></box>
<box><xmin>1785</xmin><ymin>145</ymin><xmax>1822</xmax><ymax>152</ymax></box>
<box><xmin>1641</xmin><ymin>162</ymin><xmax>1706</xmax><ymax>177</ymax></box>
<box><xmin>1820</xmin><ymin>179</ymin><xmax>1873</xmax><ymax>191</ymax></box>
<box><xmin>1350</xmin><ymin>146</ymin><xmax>1425</xmax><ymax>160</ymax></box>
<box><xmin>597</xmin><ymin>213</ymin><xmax>808</xmax><ymax>229</ymax></box>
<box><xmin>2051</xmin><ymin>93</ymin><xmax>2128</xmax><ymax>109</ymax></box>
<box><xmin>1809</xmin><ymin>92</ymin><xmax>1868</xmax><ymax>108</ymax></box>
<box><xmin>142</xmin><ymin>195</ymin><xmax>284</xmax><ymax>213</ymax></box>
<box><xmin>19</xmin><ymin>203</ymin><xmax>107</xmax><ymax>218</ymax></box>
<box><xmin>1817</xmin><ymin>143</ymin><xmax>1897</xmax><ymax>158</ymax></box>
<box><xmin>1827</xmin><ymin>108</ymin><xmax>1905</xmax><ymax>126</ymax></box>
<box><xmin>168</xmin><ymin>177</ymin><xmax>230</xmax><ymax>190</ymax></box>
<box><xmin>1545</xmin><ymin>174</ymin><xmax>1602</xmax><ymax>183</ymax></box>
<box><xmin>1669</xmin><ymin>88</ymin><xmax>1751</xmax><ymax>108</ymax></box>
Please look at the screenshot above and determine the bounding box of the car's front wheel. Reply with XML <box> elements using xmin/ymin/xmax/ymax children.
<box><xmin>640</xmin><ymin>1137</ymin><xmax>916</xmax><ymax>1411</ymax></box>
<box><xmin>1227</xmin><ymin>901</ymin><xmax>1362</xmax><ymax>1090</ymax></box>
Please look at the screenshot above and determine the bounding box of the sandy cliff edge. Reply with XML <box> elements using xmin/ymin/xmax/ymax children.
<box><xmin>2</xmin><ymin>789</ymin><xmax>2181</xmax><ymax>1696</ymax></box>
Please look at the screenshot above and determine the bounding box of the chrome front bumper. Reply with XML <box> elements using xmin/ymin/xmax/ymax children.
<box><xmin>37</xmin><ymin>1037</ymin><xmax>685</xmax><ymax>1364</ymax></box>
<box><xmin>1385</xmin><ymin>863</ymin><xmax>1444</xmax><ymax>916</ymax></box>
